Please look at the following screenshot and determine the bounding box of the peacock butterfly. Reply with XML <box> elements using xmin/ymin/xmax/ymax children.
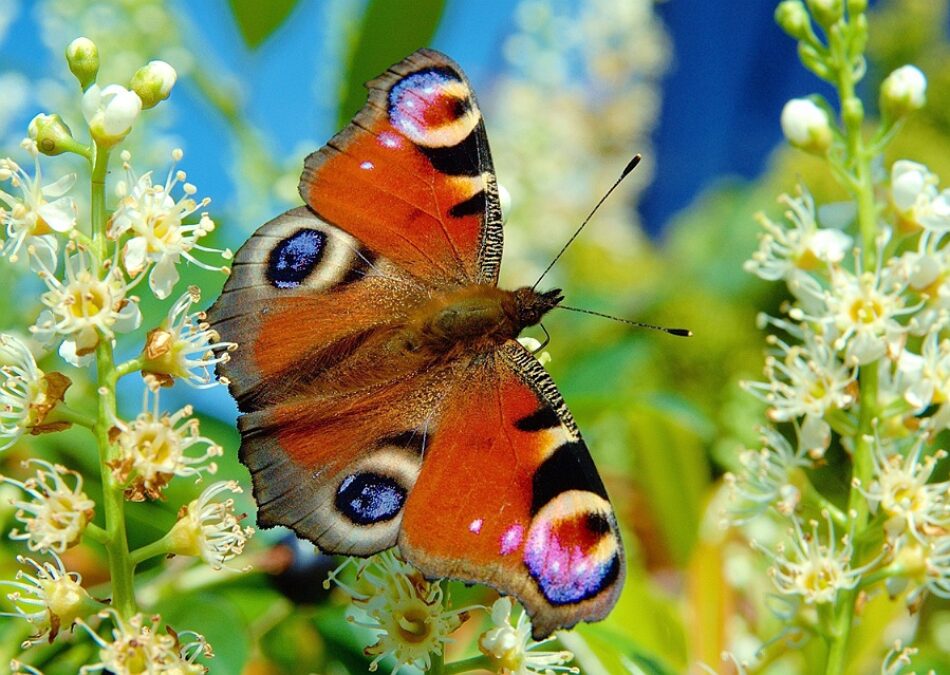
<box><xmin>207</xmin><ymin>49</ymin><xmax>625</xmax><ymax>639</ymax></box>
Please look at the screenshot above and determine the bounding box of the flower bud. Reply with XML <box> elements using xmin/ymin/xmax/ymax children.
<box><xmin>81</xmin><ymin>84</ymin><xmax>142</xmax><ymax>148</ymax></box>
<box><xmin>28</xmin><ymin>113</ymin><xmax>81</xmax><ymax>156</ymax></box>
<box><xmin>775</xmin><ymin>1</ymin><xmax>811</xmax><ymax>40</ymax></box>
<box><xmin>806</xmin><ymin>0</ymin><xmax>843</xmax><ymax>27</ymax></box>
<box><xmin>880</xmin><ymin>65</ymin><xmax>927</xmax><ymax>119</ymax></box>
<box><xmin>65</xmin><ymin>37</ymin><xmax>99</xmax><ymax>90</ymax></box>
<box><xmin>781</xmin><ymin>98</ymin><xmax>833</xmax><ymax>154</ymax></box>
<box><xmin>847</xmin><ymin>0</ymin><xmax>867</xmax><ymax>14</ymax></box>
<box><xmin>129</xmin><ymin>60</ymin><xmax>177</xmax><ymax>109</ymax></box>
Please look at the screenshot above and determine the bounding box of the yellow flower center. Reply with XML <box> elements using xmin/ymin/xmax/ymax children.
<box><xmin>848</xmin><ymin>297</ymin><xmax>883</xmax><ymax>325</ymax></box>
<box><xmin>395</xmin><ymin>602</ymin><xmax>434</xmax><ymax>644</ymax></box>
<box><xmin>68</xmin><ymin>283</ymin><xmax>107</xmax><ymax>319</ymax></box>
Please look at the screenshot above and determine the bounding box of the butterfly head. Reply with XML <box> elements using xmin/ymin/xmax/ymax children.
<box><xmin>512</xmin><ymin>287</ymin><xmax>563</xmax><ymax>329</ymax></box>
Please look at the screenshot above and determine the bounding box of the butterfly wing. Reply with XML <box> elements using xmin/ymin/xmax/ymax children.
<box><xmin>207</xmin><ymin>206</ymin><xmax>426</xmax><ymax>412</ymax></box>
<box><xmin>399</xmin><ymin>342</ymin><xmax>625</xmax><ymax>639</ymax></box>
<box><xmin>299</xmin><ymin>48</ymin><xmax>503</xmax><ymax>285</ymax></box>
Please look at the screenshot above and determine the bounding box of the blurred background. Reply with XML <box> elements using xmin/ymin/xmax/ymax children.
<box><xmin>1</xmin><ymin>0</ymin><xmax>949</xmax><ymax>673</ymax></box>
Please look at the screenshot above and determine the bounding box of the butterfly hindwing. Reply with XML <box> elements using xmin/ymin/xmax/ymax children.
<box><xmin>236</xmin><ymin>363</ymin><xmax>461</xmax><ymax>555</ymax></box>
<box><xmin>399</xmin><ymin>342</ymin><xmax>625</xmax><ymax>639</ymax></box>
<box><xmin>299</xmin><ymin>49</ymin><xmax>503</xmax><ymax>285</ymax></box>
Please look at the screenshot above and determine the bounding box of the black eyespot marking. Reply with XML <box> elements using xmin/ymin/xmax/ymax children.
<box><xmin>585</xmin><ymin>512</ymin><xmax>611</xmax><ymax>536</ymax></box>
<box><xmin>448</xmin><ymin>190</ymin><xmax>486</xmax><ymax>218</ymax></box>
<box><xmin>379</xmin><ymin>430</ymin><xmax>427</xmax><ymax>455</ymax></box>
<box><xmin>420</xmin><ymin>128</ymin><xmax>481</xmax><ymax>176</ymax></box>
<box><xmin>530</xmin><ymin>442</ymin><xmax>609</xmax><ymax>515</ymax></box>
<box><xmin>335</xmin><ymin>472</ymin><xmax>406</xmax><ymax>526</ymax></box>
<box><xmin>515</xmin><ymin>406</ymin><xmax>561</xmax><ymax>432</ymax></box>
<box><xmin>266</xmin><ymin>229</ymin><xmax>326</xmax><ymax>289</ymax></box>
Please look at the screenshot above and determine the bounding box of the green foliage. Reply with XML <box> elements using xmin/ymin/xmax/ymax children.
<box><xmin>227</xmin><ymin>0</ymin><xmax>301</xmax><ymax>49</ymax></box>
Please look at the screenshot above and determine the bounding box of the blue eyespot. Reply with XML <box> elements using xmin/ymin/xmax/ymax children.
<box><xmin>335</xmin><ymin>472</ymin><xmax>406</xmax><ymax>526</ymax></box>
<box><xmin>266</xmin><ymin>229</ymin><xmax>326</xmax><ymax>289</ymax></box>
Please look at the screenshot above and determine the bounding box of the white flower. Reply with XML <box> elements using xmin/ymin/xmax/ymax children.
<box><xmin>0</xmin><ymin>552</ymin><xmax>101</xmax><ymax>646</ymax></box>
<box><xmin>78</xmin><ymin>610</ymin><xmax>212</xmax><ymax>674</ymax></box>
<box><xmin>109</xmin><ymin>387</ymin><xmax>222</xmax><ymax>501</ymax></box>
<box><xmin>890</xmin><ymin>160</ymin><xmax>950</xmax><ymax>233</ymax></box>
<box><xmin>858</xmin><ymin>437</ymin><xmax>949</xmax><ymax>542</ymax></box>
<box><xmin>797</xmin><ymin>261</ymin><xmax>913</xmax><ymax>366</ymax></box>
<box><xmin>81</xmin><ymin>83</ymin><xmax>141</xmax><ymax>147</ymax></box>
<box><xmin>755</xmin><ymin>511</ymin><xmax>876</xmax><ymax>604</ymax></box>
<box><xmin>140</xmin><ymin>286</ymin><xmax>236</xmax><ymax>387</ymax></box>
<box><xmin>31</xmin><ymin>243</ymin><xmax>142</xmax><ymax>367</ymax></box>
<box><xmin>166</xmin><ymin>481</ymin><xmax>253</xmax><ymax>570</ymax></box>
<box><xmin>0</xmin><ymin>334</ymin><xmax>63</xmax><ymax>451</ymax></box>
<box><xmin>745</xmin><ymin>188</ymin><xmax>851</xmax><ymax>283</ymax></box>
<box><xmin>725</xmin><ymin>427</ymin><xmax>812</xmax><ymax>522</ymax></box>
<box><xmin>109</xmin><ymin>149</ymin><xmax>231</xmax><ymax>299</ymax></box>
<box><xmin>744</xmin><ymin>327</ymin><xmax>856</xmax><ymax>428</ymax></box>
<box><xmin>881</xmin><ymin>65</ymin><xmax>927</xmax><ymax>117</ymax></box>
<box><xmin>1</xmin><ymin>459</ymin><xmax>95</xmax><ymax>553</ymax></box>
<box><xmin>0</xmin><ymin>145</ymin><xmax>76</xmax><ymax>263</ymax></box>
<box><xmin>478</xmin><ymin>597</ymin><xmax>578</xmax><ymax>675</ymax></box>
<box><xmin>896</xmin><ymin>331</ymin><xmax>950</xmax><ymax>432</ymax></box>
<box><xmin>325</xmin><ymin>550</ymin><xmax>470</xmax><ymax>673</ymax></box>
<box><xmin>780</xmin><ymin>98</ymin><xmax>832</xmax><ymax>153</ymax></box>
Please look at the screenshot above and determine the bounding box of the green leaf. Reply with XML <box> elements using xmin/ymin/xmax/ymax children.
<box><xmin>156</xmin><ymin>592</ymin><xmax>250</xmax><ymax>673</ymax></box>
<box><xmin>228</xmin><ymin>0</ymin><xmax>300</xmax><ymax>49</ymax></box>
<box><xmin>337</xmin><ymin>0</ymin><xmax>447</xmax><ymax>127</ymax></box>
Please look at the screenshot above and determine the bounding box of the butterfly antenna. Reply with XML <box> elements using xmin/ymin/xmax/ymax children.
<box><xmin>556</xmin><ymin>304</ymin><xmax>692</xmax><ymax>337</ymax></box>
<box><xmin>532</xmin><ymin>154</ymin><xmax>642</xmax><ymax>291</ymax></box>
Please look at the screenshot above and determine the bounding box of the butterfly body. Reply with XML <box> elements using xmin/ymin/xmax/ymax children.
<box><xmin>209</xmin><ymin>49</ymin><xmax>625</xmax><ymax>639</ymax></box>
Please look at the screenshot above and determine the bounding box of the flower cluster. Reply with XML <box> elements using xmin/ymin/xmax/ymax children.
<box><xmin>727</xmin><ymin>1</ymin><xmax>950</xmax><ymax>670</ymax></box>
<box><xmin>109</xmin><ymin>387</ymin><xmax>222</xmax><ymax>501</ymax></box>
<box><xmin>0</xmin><ymin>36</ymin><xmax>245</xmax><ymax>672</ymax></box>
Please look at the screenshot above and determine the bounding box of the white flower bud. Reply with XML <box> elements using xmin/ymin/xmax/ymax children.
<box><xmin>130</xmin><ymin>60</ymin><xmax>177</xmax><ymax>109</ymax></box>
<box><xmin>81</xmin><ymin>84</ymin><xmax>142</xmax><ymax>147</ymax></box>
<box><xmin>775</xmin><ymin>1</ymin><xmax>810</xmax><ymax>40</ymax></box>
<box><xmin>65</xmin><ymin>37</ymin><xmax>99</xmax><ymax>89</ymax></box>
<box><xmin>781</xmin><ymin>98</ymin><xmax>833</xmax><ymax>154</ymax></box>
<box><xmin>28</xmin><ymin>113</ymin><xmax>79</xmax><ymax>156</ymax></box>
<box><xmin>881</xmin><ymin>65</ymin><xmax>927</xmax><ymax>119</ymax></box>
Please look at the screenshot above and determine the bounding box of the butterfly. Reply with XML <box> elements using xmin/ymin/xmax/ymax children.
<box><xmin>208</xmin><ymin>48</ymin><xmax>624</xmax><ymax>639</ymax></box>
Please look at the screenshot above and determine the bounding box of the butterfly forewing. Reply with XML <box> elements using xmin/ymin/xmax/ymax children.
<box><xmin>299</xmin><ymin>49</ymin><xmax>503</xmax><ymax>285</ymax></box>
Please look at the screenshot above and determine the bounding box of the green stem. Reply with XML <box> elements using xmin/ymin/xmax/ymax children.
<box><xmin>115</xmin><ymin>356</ymin><xmax>145</xmax><ymax>379</ymax></box>
<box><xmin>822</xmin><ymin>10</ymin><xmax>880</xmax><ymax>675</ymax></box>
<box><xmin>130</xmin><ymin>535</ymin><xmax>172</xmax><ymax>567</ymax></box>
<box><xmin>442</xmin><ymin>655</ymin><xmax>494</xmax><ymax>674</ymax></box>
<box><xmin>90</xmin><ymin>141</ymin><xmax>137</xmax><ymax>618</ymax></box>
<box><xmin>84</xmin><ymin>522</ymin><xmax>110</xmax><ymax>545</ymax></box>
<box><xmin>44</xmin><ymin>403</ymin><xmax>97</xmax><ymax>430</ymax></box>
